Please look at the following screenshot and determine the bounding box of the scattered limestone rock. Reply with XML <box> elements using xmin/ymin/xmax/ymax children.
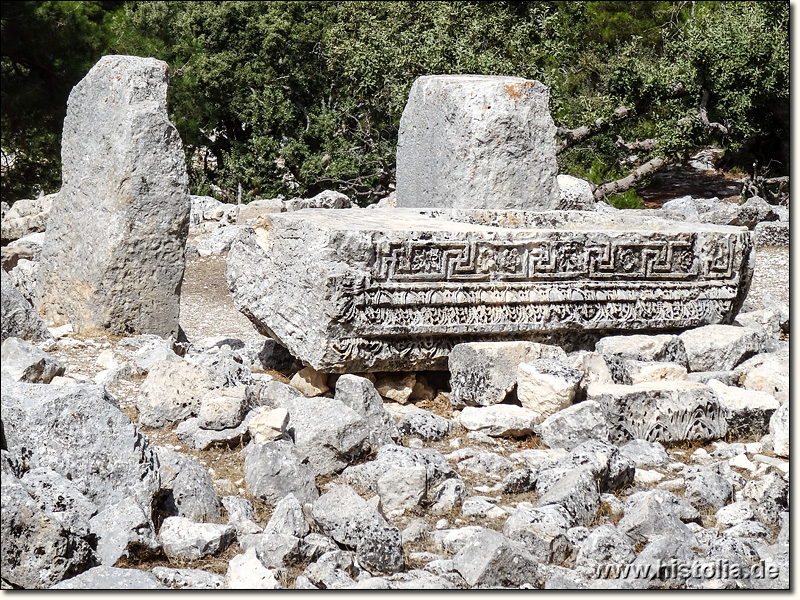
<box><xmin>452</xmin><ymin>528</ymin><xmax>540</xmax><ymax>588</ymax></box>
<box><xmin>290</xmin><ymin>365</ymin><xmax>329</xmax><ymax>396</ymax></box>
<box><xmin>280</xmin><ymin>395</ymin><xmax>369</xmax><ymax>476</ymax></box>
<box><xmin>225</xmin><ymin>548</ymin><xmax>286</xmax><ymax>589</ymax></box>
<box><xmin>247</xmin><ymin>406</ymin><xmax>289</xmax><ymax>444</ymax></box>
<box><xmin>1</xmin><ymin>278</ymin><xmax>52</xmax><ymax>344</ymax></box>
<box><xmin>1</xmin><ymin>337</ymin><xmax>65</xmax><ymax>383</ymax></box>
<box><xmin>517</xmin><ymin>358</ymin><xmax>583</xmax><ymax>419</ymax></box>
<box><xmin>535</xmin><ymin>400</ymin><xmax>609</xmax><ymax>450</ymax></box>
<box><xmin>2</xmin><ymin>381</ymin><xmax>160</xmax><ymax>515</ymax></box>
<box><xmin>377</xmin><ymin>465</ymin><xmax>428</xmax><ymax>514</ymax></box>
<box><xmin>197</xmin><ymin>385</ymin><xmax>254</xmax><ymax>431</ymax></box>
<box><xmin>136</xmin><ymin>361</ymin><xmax>214</xmax><ymax>428</ymax></box>
<box><xmin>243</xmin><ymin>439</ymin><xmax>319</xmax><ymax>506</ymax></box>
<box><xmin>334</xmin><ymin>374</ymin><xmax>399</xmax><ymax>447</ymax></box>
<box><xmin>458</xmin><ymin>404</ymin><xmax>539</xmax><ymax>437</ymax></box>
<box><xmin>398</xmin><ymin>409</ymin><xmax>451</xmax><ymax>441</ymax></box>
<box><xmin>449</xmin><ymin>341</ymin><xmax>566</xmax><ymax>407</ymax></box>
<box><xmin>375</xmin><ymin>372</ymin><xmax>416</xmax><ymax>404</ymax></box>
<box><xmin>769</xmin><ymin>403</ymin><xmax>788</xmax><ymax>457</ymax></box>
<box><xmin>679</xmin><ymin>325</ymin><xmax>764</xmax><ymax>372</ymax></box>
<box><xmin>154</xmin><ymin>446</ymin><xmax>220</xmax><ymax>523</ymax></box>
<box><xmin>706</xmin><ymin>379</ymin><xmax>779</xmax><ymax>439</ymax></box>
<box><xmin>735</xmin><ymin>351</ymin><xmax>789</xmax><ymax>404</ymax></box>
<box><xmin>158</xmin><ymin>516</ymin><xmax>236</xmax><ymax>561</ymax></box>
<box><xmin>51</xmin><ymin>566</ymin><xmax>165</xmax><ymax>590</ymax></box>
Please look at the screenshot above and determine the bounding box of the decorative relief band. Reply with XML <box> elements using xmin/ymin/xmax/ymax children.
<box><xmin>374</xmin><ymin>235</ymin><xmax>741</xmax><ymax>283</ymax></box>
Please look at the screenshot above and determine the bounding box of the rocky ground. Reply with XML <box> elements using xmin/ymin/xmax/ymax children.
<box><xmin>1</xmin><ymin>192</ymin><xmax>790</xmax><ymax>590</ymax></box>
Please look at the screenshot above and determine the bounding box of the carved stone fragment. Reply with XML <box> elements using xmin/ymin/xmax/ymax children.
<box><xmin>226</xmin><ymin>208</ymin><xmax>754</xmax><ymax>372</ymax></box>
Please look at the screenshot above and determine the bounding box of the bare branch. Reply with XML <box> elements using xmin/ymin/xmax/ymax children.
<box><xmin>556</xmin><ymin>105</ymin><xmax>629</xmax><ymax>154</ymax></box>
<box><xmin>615</xmin><ymin>136</ymin><xmax>657</xmax><ymax>153</ymax></box>
<box><xmin>593</xmin><ymin>157</ymin><xmax>667</xmax><ymax>200</ymax></box>
<box><xmin>698</xmin><ymin>89</ymin><xmax>728</xmax><ymax>135</ymax></box>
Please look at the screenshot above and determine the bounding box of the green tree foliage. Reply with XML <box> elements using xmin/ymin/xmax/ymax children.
<box><xmin>1</xmin><ymin>1</ymin><xmax>789</xmax><ymax>205</ymax></box>
<box><xmin>1</xmin><ymin>1</ymin><xmax>124</xmax><ymax>202</ymax></box>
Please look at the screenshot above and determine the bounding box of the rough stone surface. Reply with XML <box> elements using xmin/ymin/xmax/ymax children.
<box><xmin>377</xmin><ymin>465</ymin><xmax>427</xmax><ymax>513</ymax></box>
<box><xmin>225</xmin><ymin>548</ymin><xmax>285</xmax><ymax>589</ymax></box>
<box><xmin>243</xmin><ymin>439</ymin><xmax>319</xmax><ymax>506</ymax></box>
<box><xmin>334</xmin><ymin>374</ymin><xmax>399</xmax><ymax>447</ymax></box>
<box><xmin>458</xmin><ymin>404</ymin><xmax>539</xmax><ymax>437</ymax></box>
<box><xmin>396</xmin><ymin>75</ymin><xmax>560</xmax><ymax>210</ymax></box>
<box><xmin>557</xmin><ymin>174</ymin><xmax>595</xmax><ymax>210</ymax></box>
<box><xmin>1</xmin><ymin>337</ymin><xmax>65</xmax><ymax>383</ymax></box>
<box><xmin>735</xmin><ymin>351</ymin><xmax>789</xmax><ymax>404</ymax></box>
<box><xmin>1</xmin><ymin>195</ymin><xmax>53</xmax><ymax>243</ymax></box>
<box><xmin>197</xmin><ymin>385</ymin><xmax>254</xmax><ymax>431</ymax></box>
<box><xmin>1</xmin><ymin>278</ymin><xmax>52</xmax><ymax>344</ymax></box>
<box><xmin>155</xmin><ymin>446</ymin><xmax>220</xmax><ymax>522</ymax></box>
<box><xmin>450</xmin><ymin>341</ymin><xmax>566</xmax><ymax>407</ymax></box>
<box><xmin>20</xmin><ymin>467</ymin><xmax>98</xmax><ymax>537</ymax></box>
<box><xmin>452</xmin><ymin>528</ymin><xmax>540</xmax><ymax>588</ymax></box>
<box><xmin>36</xmin><ymin>55</ymin><xmax>190</xmax><ymax>337</ymax></box>
<box><xmin>398</xmin><ymin>409</ymin><xmax>451</xmax><ymax>441</ymax></box>
<box><xmin>1</xmin><ymin>476</ymin><xmax>95</xmax><ymax>589</ymax></box>
<box><xmin>247</xmin><ymin>407</ymin><xmax>289</xmax><ymax>444</ymax></box>
<box><xmin>51</xmin><ymin>566</ymin><xmax>166</xmax><ymax>590</ymax></box>
<box><xmin>769</xmin><ymin>403</ymin><xmax>788</xmax><ymax>457</ymax></box>
<box><xmin>158</xmin><ymin>516</ymin><xmax>236</xmax><ymax>560</ymax></box>
<box><xmin>502</xmin><ymin>505</ymin><xmax>572</xmax><ymax>564</ymax></box>
<box><xmin>290</xmin><ymin>365</ymin><xmax>329</xmax><ymax>396</ymax></box>
<box><xmin>136</xmin><ymin>360</ymin><xmax>213</xmax><ymax>428</ymax></box>
<box><xmin>280</xmin><ymin>395</ymin><xmax>370</xmax><ymax>476</ymax></box>
<box><xmin>595</xmin><ymin>334</ymin><xmax>688</xmax><ymax>383</ymax></box>
<box><xmin>535</xmin><ymin>468</ymin><xmax>600</xmax><ymax>527</ymax></box>
<box><xmin>617</xmin><ymin>490</ymin><xmax>699</xmax><ymax>545</ymax></box>
<box><xmin>88</xmin><ymin>497</ymin><xmax>159</xmax><ymax>565</ymax></box>
<box><xmin>151</xmin><ymin>567</ymin><xmax>225</xmax><ymax>590</ymax></box>
<box><xmin>679</xmin><ymin>324</ymin><xmax>763</xmax><ymax>372</ymax></box>
<box><xmin>263</xmin><ymin>493</ymin><xmax>309</xmax><ymax>538</ymax></box>
<box><xmin>535</xmin><ymin>400</ymin><xmax>609</xmax><ymax>450</ymax></box>
<box><xmin>2</xmin><ymin>380</ymin><xmax>160</xmax><ymax>514</ymax></box>
<box><xmin>588</xmin><ymin>381</ymin><xmax>727</xmax><ymax>444</ymax></box>
<box><xmin>683</xmin><ymin>467</ymin><xmax>734</xmax><ymax>512</ymax></box>
<box><xmin>226</xmin><ymin>209</ymin><xmax>753</xmax><ymax>372</ymax></box>
<box><xmin>517</xmin><ymin>358</ymin><xmax>583</xmax><ymax>418</ymax></box>
<box><xmin>706</xmin><ymin>379</ymin><xmax>778</xmax><ymax>439</ymax></box>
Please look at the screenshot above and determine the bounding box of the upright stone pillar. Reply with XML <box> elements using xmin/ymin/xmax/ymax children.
<box><xmin>396</xmin><ymin>75</ymin><xmax>560</xmax><ymax>210</ymax></box>
<box><xmin>36</xmin><ymin>55</ymin><xmax>190</xmax><ymax>337</ymax></box>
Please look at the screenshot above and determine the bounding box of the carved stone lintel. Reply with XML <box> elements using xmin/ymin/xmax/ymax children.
<box><xmin>226</xmin><ymin>208</ymin><xmax>754</xmax><ymax>372</ymax></box>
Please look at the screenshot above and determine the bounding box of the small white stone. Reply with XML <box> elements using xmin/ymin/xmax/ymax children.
<box><xmin>728</xmin><ymin>454</ymin><xmax>756</xmax><ymax>472</ymax></box>
<box><xmin>634</xmin><ymin>469</ymin><xmax>665</xmax><ymax>485</ymax></box>
<box><xmin>406</xmin><ymin>438</ymin><xmax>424</xmax><ymax>449</ymax></box>
<box><xmin>95</xmin><ymin>349</ymin><xmax>118</xmax><ymax>370</ymax></box>
<box><xmin>435</xmin><ymin>519</ymin><xmax>449</xmax><ymax>530</ymax></box>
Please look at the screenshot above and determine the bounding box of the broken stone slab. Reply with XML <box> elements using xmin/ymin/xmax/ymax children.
<box><xmin>226</xmin><ymin>208</ymin><xmax>754</xmax><ymax>372</ymax></box>
<box><xmin>396</xmin><ymin>75</ymin><xmax>560</xmax><ymax>211</ymax></box>
<box><xmin>1</xmin><ymin>277</ymin><xmax>52</xmax><ymax>344</ymax></box>
<box><xmin>36</xmin><ymin>55</ymin><xmax>190</xmax><ymax>337</ymax></box>
<box><xmin>587</xmin><ymin>380</ymin><xmax>727</xmax><ymax>445</ymax></box>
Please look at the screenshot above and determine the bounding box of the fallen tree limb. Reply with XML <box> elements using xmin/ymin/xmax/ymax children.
<box><xmin>556</xmin><ymin>105</ymin><xmax>629</xmax><ymax>154</ymax></box>
<box><xmin>593</xmin><ymin>156</ymin><xmax>667</xmax><ymax>200</ymax></box>
<box><xmin>615</xmin><ymin>136</ymin><xmax>658</xmax><ymax>153</ymax></box>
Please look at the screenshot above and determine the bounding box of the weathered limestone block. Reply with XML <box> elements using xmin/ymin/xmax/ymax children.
<box><xmin>36</xmin><ymin>55</ymin><xmax>190</xmax><ymax>337</ymax></box>
<box><xmin>226</xmin><ymin>208</ymin><xmax>754</xmax><ymax>372</ymax></box>
<box><xmin>1</xmin><ymin>195</ymin><xmax>54</xmax><ymax>243</ymax></box>
<box><xmin>587</xmin><ymin>381</ymin><xmax>727</xmax><ymax>445</ymax></box>
<box><xmin>396</xmin><ymin>75</ymin><xmax>560</xmax><ymax>210</ymax></box>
